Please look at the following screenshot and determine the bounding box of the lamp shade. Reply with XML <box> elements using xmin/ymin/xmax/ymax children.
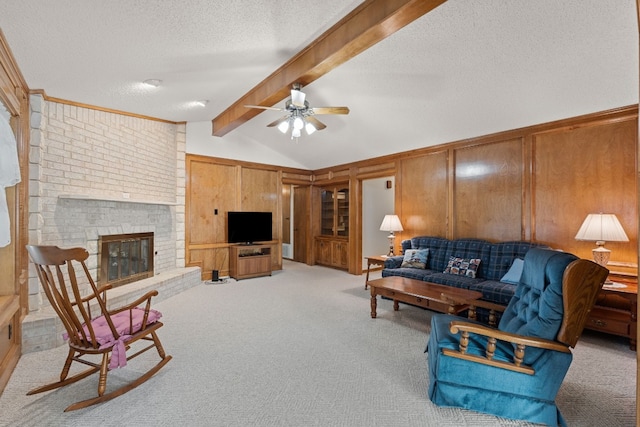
<box><xmin>379</xmin><ymin>215</ymin><xmax>403</xmax><ymax>232</ymax></box>
<box><xmin>575</xmin><ymin>213</ymin><xmax>629</xmax><ymax>243</ymax></box>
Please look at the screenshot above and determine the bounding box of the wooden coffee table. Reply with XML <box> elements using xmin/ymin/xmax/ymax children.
<box><xmin>367</xmin><ymin>276</ymin><xmax>483</xmax><ymax>318</ymax></box>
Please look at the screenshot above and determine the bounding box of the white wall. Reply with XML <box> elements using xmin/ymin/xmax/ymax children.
<box><xmin>362</xmin><ymin>177</ymin><xmax>395</xmax><ymax>268</ymax></box>
<box><xmin>186</xmin><ymin>121</ymin><xmax>308</xmax><ymax>169</ymax></box>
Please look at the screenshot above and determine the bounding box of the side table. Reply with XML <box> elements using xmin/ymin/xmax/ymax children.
<box><xmin>585</xmin><ymin>275</ymin><xmax>637</xmax><ymax>350</ymax></box>
<box><xmin>364</xmin><ymin>255</ymin><xmax>388</xmax><ymax>289</ymax></box>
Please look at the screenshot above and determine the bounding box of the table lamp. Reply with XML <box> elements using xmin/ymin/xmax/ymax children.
<box><xmin>379</xmin><ymin>214</ymin><xmax>403</xmax><ymax>256</ymax></box>
<box><xmin>574</xmin><ymin>213</ymin><xmax>629</xmax><ymax>267</ymax></box>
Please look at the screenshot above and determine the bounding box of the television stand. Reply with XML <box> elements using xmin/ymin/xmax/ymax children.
<box><xmin>229</xmin><ymin>244</ymin><xmax>272</xmax><ymax>280</ymax></box>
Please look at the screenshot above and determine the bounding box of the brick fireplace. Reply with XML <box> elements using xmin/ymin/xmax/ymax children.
<box><xmin>26</xmin><ymin>94</ymin><xmax>188</xmax><ymax>312</ymax></box>
<box><xmin>22</xmin><ymin>95</ymin><xmax>202</xmax><ymax>353</ymax></box>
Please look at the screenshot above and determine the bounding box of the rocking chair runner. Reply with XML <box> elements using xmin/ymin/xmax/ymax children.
<box><xmin>25</xmin><ymin>245</ymin><xmax>172</xmax><ymax>411</ymax></box>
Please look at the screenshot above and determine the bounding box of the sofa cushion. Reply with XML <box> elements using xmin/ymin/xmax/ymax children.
<box><xmin>423</xmin><ymin>272</ymin><xmax>484</xmax><ymax>290</ymax></box>
<box><xmin>500</xmin><ymin>258</ymin><xmax>524</xmax><ymax>284</ymax></box>
<box><xmin>443</xmin><ymin>256</ymin><xmax>481</xmax><ymax>278</ymax></box>
<box><xmin>381</xmin><ymin>267</ymin><xmax>435</xmax><ymax>281</ymax></box>
<box><xmin>445</xmin><ymin>239</ymin><xmax>492</xmax><ymax>278</ymax></box>
<box><xmin>401</xmin><ymin>248</ymin><xmax>429</xmax><ymax>269</ymax></box>
<box><xmin>383</xmin><ymin>255</ymin><xmax>404</xmax><ymax>269</ymax></box>
<box><xmin>468</xmin><ymin>280</ymin><xmax>517</xmax><ymax>305</ymax></box>
<box><xmin>486</xmin><ymin>241</ymin><xmax>546</xmax><ymax>281</ymax></box>
<box><xmin>405</xmin><ymin>237</ymin><xmax>450</xmax><ymax>271</ymax></box>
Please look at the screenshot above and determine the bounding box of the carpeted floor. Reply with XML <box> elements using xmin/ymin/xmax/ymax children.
<box><xmin>0</xmin><ymin>260</ymin><xmax>636</xmax><ymax>426</ymax></box>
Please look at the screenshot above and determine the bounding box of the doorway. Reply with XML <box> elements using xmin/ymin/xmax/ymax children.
<box><xmin>362</xmin><ymin>177</ymin><xmax>395</xmax><ymax>269</ymax></box>
<box><xmin>282</xmin><ymin>184</ymin><xmax>310</xmax><ymax>263</ymax></box>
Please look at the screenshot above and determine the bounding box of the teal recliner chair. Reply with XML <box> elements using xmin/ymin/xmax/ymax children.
<box><xmin>426</xmin><ymin>248</ymin><xmax>608</xmax><ymax>426</ymax></box>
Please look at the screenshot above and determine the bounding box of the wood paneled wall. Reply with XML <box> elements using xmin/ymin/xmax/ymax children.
<box><xmin>187</xmin><ymin>105</ymin><xmax>638</xmax><ymax>278</ymax></box>
<box><xmin>391</xmin><ymin>106</ymin><xmax>638</xmax><ymax>276</ymax></box>
<box><xmin>185</xmin><ymin>154</ymin><xmax>312</xmax><ymax>280</ymax></box>
<box><xmin>453</xmin><ymin>138</ymin><xmax>524</xmax><ymax>241</ymax></box>
<box><xmin>397</xmin><ymin>151</ymin><xmax>448</xmax><ymax>239</ymax></box>
<box><xmin>532</xmin><ymin>118</ymin><xmax>637</xmax><ymax>271</ymax></box>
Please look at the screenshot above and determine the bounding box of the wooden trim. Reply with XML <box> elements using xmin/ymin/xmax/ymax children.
<box><xmin>446</xmin><ymin>148</ymin><xmax>454</xmax><ymax>239</ymax></box>
<box><xmin>310</xmin><ymin>105</ymin><xmax>639</xmax><ymax>174</ymax></box>
<box><xmin>187</xmin><ymin>153</ymin><xmax>311</xmax><ymax>176</ymax></box>
<box><xmin>212</xmin><ymin>0</ymin><xmax>448</xmax><ymax>137</ymax></box>
<box><xmin>0</xmin><ymin>29</ymin><xmax>27</xmax><ymax>114</ymax></box>
<box><xmin>30</xmin><ymin>89</ymin><xmax>181</xmax><ymax>124</ymax></box>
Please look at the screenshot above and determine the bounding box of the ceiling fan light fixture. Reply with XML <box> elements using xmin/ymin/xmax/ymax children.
<box><xmin>277</xmin><ymin>120</ymin><xmax>290</xmax><ymax>133</ymax></box>
<box><xmin>305</xmin><ymin>121</ymin><xmax>317</xmax><ymax>135</ymax></box>
<box><xmin>291</xmin><ymin>88</ymin><xmax>306</xmax><ymax>107</ymax></box>
<box><xmin>293</xmin><ymin>117</ymin><xmax>304</xmax><ymax>130</ymax></box>
<box><xmin>246</xmin><ymin>84</ymin><xmax>347</xmax><ymax>141</ymax></box>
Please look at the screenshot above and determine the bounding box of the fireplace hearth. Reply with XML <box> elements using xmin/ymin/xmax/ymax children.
<box><xmin>98</xmin><ymin>232</ymin><xmax>154</xmax><ymax>287</ymax></box>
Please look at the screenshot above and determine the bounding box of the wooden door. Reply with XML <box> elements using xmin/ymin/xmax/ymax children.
<box><xmin>293</xmin><ymin>186</ymin><xmax>309</xmax><ymax>263</ymax></box>
<box><xmin>282</xmin><ymin>185</ymin><xmax>291</xmax><ymax>244</ymax></box>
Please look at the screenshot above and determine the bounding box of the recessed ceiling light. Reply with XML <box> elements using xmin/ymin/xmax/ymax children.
<box><xmin>195</xmin><ymin>100</ymin><xmax>209</xmax><ymax>107</ymax></box>
<box><xmin>142</xmin><ymin>79</ymin><xmax>162</xmax><ymax>88</ymax></box>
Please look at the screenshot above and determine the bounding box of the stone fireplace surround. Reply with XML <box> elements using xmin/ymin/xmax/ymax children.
<box><xmin>22</xmin><ymin>95</ymin><xmax>201</xmax><ymax>353</ymax></box>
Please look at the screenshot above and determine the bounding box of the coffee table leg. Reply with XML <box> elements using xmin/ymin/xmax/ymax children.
<box><xmin>393</xmin><ymin>300</ymin><xmax>399</xmax><ymax>311</ymax></box>
<box><xmin>370</xmin><ymin>292</ymin><xmax>377</xmax><ymax>318</ymax></box>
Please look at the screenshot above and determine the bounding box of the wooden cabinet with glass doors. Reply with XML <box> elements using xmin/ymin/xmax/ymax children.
<box><xmin>316</xmin><ymin>186</ymin><xmax>349</xmax><ymax>270</ymax></box>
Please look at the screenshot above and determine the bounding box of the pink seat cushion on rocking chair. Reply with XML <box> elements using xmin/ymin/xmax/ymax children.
<box><xmin>65</xmin><ymin>307</ymin><xmax>162</xmax><ymax>369</ymax></box>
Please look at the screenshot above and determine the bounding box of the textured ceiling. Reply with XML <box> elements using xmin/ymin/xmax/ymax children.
<box><xmin>0</xmin><ymin>0</ymin><xmax>637</xmax><ymax>169</ymax></box>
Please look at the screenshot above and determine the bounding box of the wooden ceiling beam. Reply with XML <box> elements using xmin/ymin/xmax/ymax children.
<box><xmin>212</xmin><ymin>0</ymin><xmax>447</xmax><ymax>136</ymax></box>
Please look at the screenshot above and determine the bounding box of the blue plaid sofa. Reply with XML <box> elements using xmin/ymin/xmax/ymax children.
<box><xmin>382</xmin><ymin>236</ymin><xmax>546</xmax><ymax>322</ymax></box>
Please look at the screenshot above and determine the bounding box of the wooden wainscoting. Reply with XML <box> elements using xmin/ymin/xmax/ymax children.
<box><xmin>186</xmin><ymin>105</ymin><xmax>638</xmax><ymax>278</ymax></box>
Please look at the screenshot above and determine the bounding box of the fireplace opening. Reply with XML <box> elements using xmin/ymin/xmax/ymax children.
<box><xmin>98</xmin><ymin>232</ymin><xmax>154</xmax><ymax>287</ymax></box>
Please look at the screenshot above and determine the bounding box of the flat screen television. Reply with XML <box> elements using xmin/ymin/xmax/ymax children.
<box><xmin>227</xmin><ymin>211</ymin><xmax>273</xmax><ymax>244</ymax></box>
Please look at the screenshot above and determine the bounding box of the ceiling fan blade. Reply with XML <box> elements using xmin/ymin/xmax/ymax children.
<box><xmin>245</xmin><ymin>105</ymin><xmax>284</xmax><ymax>111</ymax></box>
<box><xmin>305</xmin><ymin>116</ymin><xmax>327</xmax><ymax>130</ymax></box>
<box><xmin>312</xmin><ymin>106</ymin><xmax>350</xmax><ymax>115</ymax></box>
<box><xmin>290</xmin><ymin>89</ymin><xmax>306</xmax><ymax>107</ymax></box>
<box><xmin>266</xmin><ymin>115</ymin><xmax>290</xmax><ymax>128</ymax></box>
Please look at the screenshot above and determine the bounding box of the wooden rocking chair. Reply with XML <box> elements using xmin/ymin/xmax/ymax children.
<box><xmin>25</xmin><ymin>245</ymin><xmax>172</xmax><ymax>411</ymax></box>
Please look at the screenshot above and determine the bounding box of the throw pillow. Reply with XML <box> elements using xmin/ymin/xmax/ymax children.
<box><xmin>443</xmin><ymin>256</ymin><xmax>481</xmax><ymax>278</ymax></box>
<box><xmin>500</xmin><ymin>258</ymin><xmax>524</xmax><ymax>284</ymax></box>
<box><xmin>401</xmin><ymin>249</ymin><xmax>429</xmax><ymax>269</ymax></box>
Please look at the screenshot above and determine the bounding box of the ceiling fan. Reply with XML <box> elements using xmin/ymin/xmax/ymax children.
<box><xmin>245</xmin><ymin>83</ymin><xmax>349</xmax><ymax>139</ymax></box>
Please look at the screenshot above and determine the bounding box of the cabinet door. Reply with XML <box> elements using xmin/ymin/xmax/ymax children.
<box><xmin>336</xmin><ymin>188</ymin><xmax>349</xmax><ymax>237</ymax></box>
<box><xmin>320</xmin><ymin>190</ymin><xmax>334</xmax><ymax>236</ymax></box>
<box><xmin>316</xmin><ymin>240</ymin><xmax>332</xmax><ymax>265</ymax></box>
<box><xmin>332</xmin><ymin>241</ymin><xmax>348</xmax><ymax>269</ymax></box>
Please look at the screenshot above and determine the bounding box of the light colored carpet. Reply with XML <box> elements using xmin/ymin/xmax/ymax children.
<box><xmin>0</xmin><ymin>260</ymin><xmax>636</xmax><ymax>426</ymax></box>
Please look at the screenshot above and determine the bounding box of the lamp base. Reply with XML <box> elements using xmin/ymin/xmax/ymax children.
<box><xmin>387</xmin><ymin>233</ymin><xmax>395</xmax><ymax>257</ymax></box>
<box><xmin>592</xmin><ymin>244</ymin><xmax>611</xmax><ymax>268</ymax></box>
